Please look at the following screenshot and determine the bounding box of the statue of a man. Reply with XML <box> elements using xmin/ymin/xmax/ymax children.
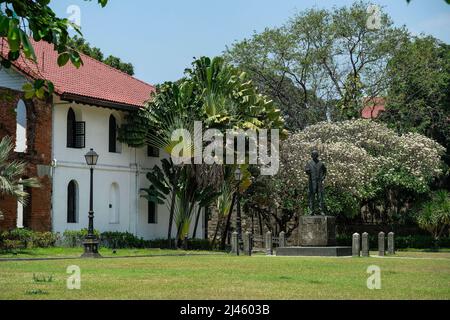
<box><xmin>305</xmin><ymin>150</ymin><xmax>327</xmax><ymax>215</ymax></box>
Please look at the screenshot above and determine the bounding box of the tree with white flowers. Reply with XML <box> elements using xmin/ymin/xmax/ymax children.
<box><xmin>266</xmin><ymin>119</ymin><xmax>445</xmax><ymax>227</ymax></box>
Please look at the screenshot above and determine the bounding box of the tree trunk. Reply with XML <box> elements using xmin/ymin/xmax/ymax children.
<box><xmin>167</xmin><ymin>186</ymin><xmax>178</xmax><ymax>248</ymax></box>
<box><xmin>204</xmin><ymin>206</ymin><xmax>209</xmax><ymax>240</ymax></box>
<box><xmin>192</xmin><ymin>205</ymin><xmax>202</xmax><ymax>239</ymax></box>
<box><xmin>220</xmin><ymin>193</ymin><xmax>237</xmax><ymax>250</ymax></box>
<box><xmin>258</xmin><ymin>211</ymin><xmax>263</xmax><ymax>236</ymax></box>
<box><xmin>211</xmin><ymin>215</ymin><xmax>222</xmax><ymax>249</ymax></box>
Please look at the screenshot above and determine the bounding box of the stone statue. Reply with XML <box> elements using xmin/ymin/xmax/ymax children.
<box><xmin>305</xmin><ymin>150</ymin><xmax>327</xmax><ymax>215</ymax></box>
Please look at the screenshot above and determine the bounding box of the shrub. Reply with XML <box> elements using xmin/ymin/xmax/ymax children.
<box><xmin>100</xmin><ymin>231</ymin><xmax>148</xmax><ymax>249</ymax></box>
<box><xmin>187</xmin><ymin>238</ymin><xmax>212</xmax><ymax>250</ymax></box>
<box><xmin>5</xmin><ymin>228</ymin><xmax>34</xmax><ymax>247</ymax></box>
<box><xmin>416</xmin><ymin>190</ymin><xmax>450</xmax><ymax>240</ymax></box>
<box><xmin>30</xmin><ymin>232</ymin><xmax>57</xmax><ymax>248</ymax></box>
<box><xmin>0</xmin><ymin>228</ymin><xmax>214</xmax><ymax>251</ymax></box>
<box><xmin>278</xmin><ymin>120</ymin><xmax>445</xmax><ymax>217</ymax></box>
<box><xmin>0</xmin><ymin>229</ymin><xmax>56</xmax><ymax>249</ymax></box>
<box><xmin>62</xmin><ymin>229</ymin><xmax>100</xmax><ymax>248</ymax></box>
<box><xmin>147</xmin><ymin>238</ymin><xmax>173</xmax><ymax>249</ymax></box>
<box><xmin>2</xmin><ymin>239</ymin><xmax>24</xmax><ymax>251</ymax></box>
<box><xmin>336</xmin><ymin>234</ymin><xmax>450</xmax><ymax>249</ymax></box>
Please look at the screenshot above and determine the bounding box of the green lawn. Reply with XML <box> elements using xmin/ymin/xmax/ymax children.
<box><xmin>0</xmin><ymin>247</ymin><xmax>218</xmax><ymax>259</ymax></box>
<box><xmin>0</xmin><ymin>249</ymin><xmax>449</xmax><ymax>300</ymax></box>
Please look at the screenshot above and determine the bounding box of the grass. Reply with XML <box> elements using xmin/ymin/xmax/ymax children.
<box><xmin>0</xmin><ymin>249</ymin><xmax>449</xmax><ymax>300</ymax></box>
<box><xmin>0</xmin><ymin>247</ymin><xmax>218</xmax><ymax>259</ymax></box>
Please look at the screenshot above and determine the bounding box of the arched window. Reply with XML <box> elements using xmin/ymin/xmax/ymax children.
<box><xmin>148</xmin><ymin>201</ymin><xmax>157</xmax><ymax>224</ymax></box>
<box><xmin>14</xmin><ymin>99</ymin><xmax>27</xmax><ymax>153</ymax></box>
<box><xmin>67</xmin><ymin>180</ymin><xmax>78</xmax><ymax>223</ymax></box>
<box><xmin>67</xmin><ymin>108</ymin><xmax>76</xmax><ymax>148</ymax></box>
<box><xmin>109</xmin><ymin>183</ymin><xmax>120</xmax><ymax>224</ymax></box>
<box><xmin>16</xmin><ymin>179</ymin><xmax>24</xmax><ymax>228</ymax></box>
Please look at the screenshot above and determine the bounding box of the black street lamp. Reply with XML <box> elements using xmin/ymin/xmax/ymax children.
<box><xmin>234</xmin><ymin>167</ymin><xmax>242</xmax><ymax>245</ymax></box>
<box><xmin>81</xmin><ymin>148</ymin><xmax>101</xmax><ymax>258</ymax></box>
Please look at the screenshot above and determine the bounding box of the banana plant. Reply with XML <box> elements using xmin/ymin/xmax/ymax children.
<box><xmin>141</xmin><ymin>158</ymin><xmax>180</xmax><ymax>246</ymax></box>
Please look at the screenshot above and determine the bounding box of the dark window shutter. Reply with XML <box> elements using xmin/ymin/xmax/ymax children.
<box><xmin>148</xmin><ymin>201</ymin><xmax>157</xmax><ymax>224</ymax></box>
<box><xmin>109</xmin><ymin>115</ymin><xmax>117</xmax><ymax>153</ymax></box>
<box><xmin>67</xmin><ymin>181</ymin><xmax>77</xmax><ymax>223</ymax></box>
<box><xmin>74</xmin><ymin>122</ymin><xmax>85</xmax><ymax>149</ymax></box>
<box><xmin>147</xmin><ymin>145</ymin><xmax>160</xmax><ymax>158</ymax></box>
<box><xmin>67</xmin><ymin>108</ymin><xmax>76</xmax><ymax>148</ymax></box>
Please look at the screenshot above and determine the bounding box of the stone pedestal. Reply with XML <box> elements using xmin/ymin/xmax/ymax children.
<box><xmin>276</xmin><ymin>215</ymin><xmax>351</xmax><ymax>257</ymax></box>
<box><xmin>277</xmin><ymin>246</ymin><xmax>352</xmax><ymax>257</ymax></box>
<box><xmin>299</xmin><ymin>216</ymin><xmax>336</xmax><ymax>247</ymax></box>
<box><xmin>81</xmin><ymin>238</ymin><xmax>101</xmax><ymax>258</ymax></box>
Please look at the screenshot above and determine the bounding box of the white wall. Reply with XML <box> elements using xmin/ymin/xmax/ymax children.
<box><xmin>0</xmin><ymin>67</ymin><xmax>205</xmax><ymax>240</ymax></box>
<box><xmin>14</xmin><ymin>99</ymin><xmax>27</xmax><ymax>153</ymax></box>
<box><xmin>0</xmin><ymin>67</ymin><xmax>28</xmax><ymax>91</ymax></box>
<box><xmin>51</xmin><ymin>100</ymin><xmax>204</xmax><ymax>240</ymax></box>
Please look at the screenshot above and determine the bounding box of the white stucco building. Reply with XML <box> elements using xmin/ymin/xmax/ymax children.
<box><xmin>0</xmin><ymin>40</ymin><xmax>205</xmax><ymax>239</ymax></box>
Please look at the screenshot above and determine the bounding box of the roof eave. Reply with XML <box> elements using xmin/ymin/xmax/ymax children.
<box><xmin>59</xmin><ymin>93</ymin><xmax>142</xmax><ymax>111</ymax></box>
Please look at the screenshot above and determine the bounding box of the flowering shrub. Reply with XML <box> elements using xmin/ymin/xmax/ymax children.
<box><xmin>277</xmin><ymin>119</ymin><xmax>445</xmax><ymax>216</ymax></box>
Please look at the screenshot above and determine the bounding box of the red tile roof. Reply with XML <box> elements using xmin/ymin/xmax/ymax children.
<box><xmin>361</xmin><ymin>97</ymin><xmax>386</xmax><ymax>119</ymax></box>
<box><xmin>1</xmin><ymin>38</ymin><xmax>155</xmax><ymax>109</ymax></box>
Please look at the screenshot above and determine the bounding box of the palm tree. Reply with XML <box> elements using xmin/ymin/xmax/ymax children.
<box><xmin>0</xmin><ymin>136</ymin><xmax>40</xmax><ymax>220</ymax></box>
<box><xmin>121</xmin><ymin>56</ymin><xmax>286</xmax><ymax>247</ymax></box>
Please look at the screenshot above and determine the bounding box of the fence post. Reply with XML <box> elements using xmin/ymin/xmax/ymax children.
<box><xmin>378</xmin><ymin>232</ymin><xmax>385</xmax><ymax>257</ymax></box>
<box><xmin>279</xmin><ymin>231</ymin><xmax>286</xmax><ymax>248</ymax></box>
<box><xmin>362</xmin><ymin>232</ymin><xmax>369</xmax><ymax>257</ymax></box>
<box><xmin>388</xmin><ymin>232</ymin><xmax>395</xmax><ymax>255</ymax></box>
<box><xmin>243</xmin><ymin>232</ymin><xmax>252</xmax><ymax>256</ymax></box>
<box><xmin>352</xmin><ymin>233</ymin><xmax>360</xmax><ymax>257</ymax></box>
<box><xmin>231</xmin><ymin>232</ymin><xmax>239</xmax><ymax>256</ymax></box>
<box><xmin>265</xmin><ymin>231</ymin><xmax>273</xmax><ymax>256</ymax></box>
<box><xmin>183</xmin><ymin>234</ymin><xmax>188</xmax><ymax>250</ymax></box>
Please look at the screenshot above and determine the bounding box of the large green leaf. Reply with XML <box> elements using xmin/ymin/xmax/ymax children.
<box><xmin>7</xmin><ymin>18</ymin><xmax>20</xmax><ymax>52</ymax></box>
<box><xmin>57</xmin><ymin>53</ymin><xmax>70</xmax><ymax>67</ymax></box>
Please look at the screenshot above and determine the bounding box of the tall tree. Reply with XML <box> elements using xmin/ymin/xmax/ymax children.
<box><xmin>379</xmin><ymin>36</ymin><xmax>450</xmax><ymax>174</ymax></box>
<box><xmin>0</xmin><ymin>0</ymin><xmax>108</xmax><ymax>97</ymax></box>
<box><xmin>225</xmin><ymin>1</ymin><xmax>408</xmax><ymax>129</ymax></box>
<box><xmin>120</xmin><ymin>56</ymin><xmax>286</xmax><ymax>245</ymax></box>
<box><xmin>67</xmin><ymin>36</ymin><xmax>135</xmax><ymax>75</ymax></box>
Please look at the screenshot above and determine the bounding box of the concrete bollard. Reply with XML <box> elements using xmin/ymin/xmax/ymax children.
<box><xmin>352</xmin><ymin>233</ymin><xmax>360</xmax><ymax>257</ymax></box>
<box><xmin>231</xmin><ymin>232</ymin><xmax>239</xmax><ymax>256</ymax></box>
<box><xmin>265</xmin><ymin>231</ymin><xmax>273</xmax><ymax>256</ymax></box>
<box><xmin>279</xmin><ymin>231</ymin><xmax>286</xmax><ymax>248</ymax></box>
<box><xmin>183</xmin><ymin>234</ymin><xmax>188</xmax><ymax>250</ymax></box>
<box><xmin>378</xmin><ymin>232</ymin><xmax>385</xmax><ymax>257</ymax></box>
<box><xmin>388</xmin><ymin>232</ymin><xmax>395</xmax><ymax>255</ymax></box>
<box><xmin>243</xmin><ymin>232</ymin><xmax>252</xmax><ymax>256</ymax></box>
<box><xmin>362</xmin><ymin>232</ymin><xmax>369</xmax><ymax>257</ymax></box>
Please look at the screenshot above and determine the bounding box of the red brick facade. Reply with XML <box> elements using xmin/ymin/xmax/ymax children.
<box><xmin>0</xmin><ymin>87</ymin><xmax>52</xmax><ymax>231</ymax></box>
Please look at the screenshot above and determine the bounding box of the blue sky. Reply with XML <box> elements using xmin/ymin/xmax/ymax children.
<box><xmin>50</xmin><ymin>0</ymin><xmax>450</xmax><ymax>85</ymax></box>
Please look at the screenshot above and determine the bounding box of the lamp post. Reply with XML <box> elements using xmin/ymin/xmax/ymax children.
<box><xmin>81</xmin><ymin>148</ymin><xmax>101</xmax><ymax>258</ymax></box>
<box><xmin>234</xmin><ymin>168</ymin><xmax>242</xmax><ymax>246</ymax></box>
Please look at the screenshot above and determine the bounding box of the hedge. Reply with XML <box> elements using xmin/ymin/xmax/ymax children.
<box><xmin>336</xmin><ymin>234</ymin><xmax>450</xmax><ymax>249</ymax></box>
<box><xmin>0</xmin><ymin>229</ymin><xmax>212</xmax><ymax>251</ymax></box>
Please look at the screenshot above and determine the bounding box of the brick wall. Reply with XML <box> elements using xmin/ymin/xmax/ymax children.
<box><xmin>0</xmin><ymin>87</ymin><xmax>53</xmax><ymax>231</ymax></box>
